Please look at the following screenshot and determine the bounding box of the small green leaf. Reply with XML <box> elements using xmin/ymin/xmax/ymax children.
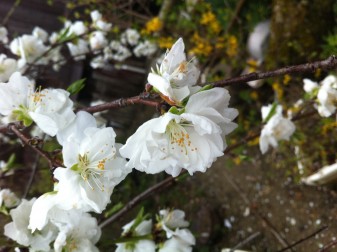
<box><xmin>104</xmin><ymin>202</ymin><xmax>124</xmax><ymax>218</ymax></box>
<box><xmin>12</xmin><ymin>108</ymin><xmax>33</xmax><ymax>127</ymax></box>
<box><xmin>70</xmin><ymin>164</ymin><xmax>79</xmax><ymax>172</ymax></box>
<box><xmin>263</xmin><ymin>102</ymin><xmax>278</xmax><ymax>123</ymax></box>
<box><xmin>67</xmin><ymin>78</ymin><xmax>86</xmax><ymax>95</ymax></box>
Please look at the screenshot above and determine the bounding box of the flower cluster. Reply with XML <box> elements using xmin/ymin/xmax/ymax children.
<box><xmin>116</xmin><ymin>208</ymin><xmax>195</xmax><ymax>252</ymax></box>
<box><xmin>303</xmin><ymin>75</ymin><xmax>337</xmax><ymax>117</ymax></box>
<box><xmin>121</xmin><ymin>38</ymin><xmax>238</xmax><ymax>176</ymax></box>
<box><xmin>1</xmin><ymin>38</ymin><xmax>239</xmax><ymax>250</ymax></box>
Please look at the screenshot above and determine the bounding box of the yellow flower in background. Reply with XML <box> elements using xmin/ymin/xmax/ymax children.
<box><xmin>272</xmin><ymin>82</ymin><xmax>284</xmax><ymax>100</ymax></box>
<box><xmin>283</xmin><ymin>74</ymin><xmax>291</xmax><ymax>85</ymax></box>
<box><xmin>158</xmin><ymin>37</ymin><xmax>174</xmax><ymax>49</ymax></box>
<box><xmin>250</xmin><ymin>91</ymin><xmax>258</xmax><ymax>100</ymax></box>
<box><xmin>200</xmin><ymin>11</ymin><xmax>221</xmax><ymax>34</ymax></box>
<box><xmin>247</xmin><ymin>59</ymin><xmax>259</xmax><ymax>73</ymax></box>
<box><xmin>143</xmin><ymin>17</ymin><xmax>162</xmax><ymax>34</ymax></box>
<box><xmin>226</xmin><ymin>35</ymin><xmax>238</xmax><ymax>57</ymax></box>
<box><xmin>189</xmin><ymin>33</ymin><xmax>212</xmax><ymax>57</ymax></box>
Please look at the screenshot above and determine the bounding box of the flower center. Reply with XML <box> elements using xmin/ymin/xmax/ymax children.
<box><xmin>73</xmin><ymin>153</ymin><xmax>107</xmax><ymax>191</ymax></box>
<box><xmin>165</xmin><ymin>120</ymin><xmax>197</xmax><ymax>156</ymax></box>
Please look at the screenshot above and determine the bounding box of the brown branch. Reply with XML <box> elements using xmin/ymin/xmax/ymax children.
<box><xmin>79</xmin><ymin>93</ymin><xmax>160</xmax><ymax>114</ymax></box>
<box><xmin>209</xmin><ymin>55</ymin><xmax>337</xmax><ymax>87</ymax></box>
<box><xmin>318</xmin><ymin>239</ymin><xmax>337</xmax><ymax>252</ymax></box>
<box><xmin>277</xmin><ymin>225</ymin><xmax>328</xmax><ymax>252</ymax></box>
<box><xmin>98</xmin><ymin>172</ymin><xmax>182</xmax><ymax>229</ymax></box>
<box><xmin>9</xmin><ymin>125</ymin><xmax>63</xmax><ymax>169</ymax></box>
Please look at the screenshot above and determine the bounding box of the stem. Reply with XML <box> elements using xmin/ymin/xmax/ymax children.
<box><xmin>1</xmin><ymin>0</ymin><xmax>21</xmax><ymax>26</ymax></box>
<box><xmin>79</xmin><ymin>94</ymin><xmax>160</xmax><ymax>114</ymax></box>
<box><xmin>99</xmin><ymin>174</ymin><xmax>179</xmax><ymax>229</ymax></box>
<box><xmin>209</xmin><ymin>55</ymin><xmax>337</xmax><ymax>87</ymax></box>
<box><xmin>9</xmin><ymin>125</ymin><xmax>63</xmax><ymax>169</ymax></box>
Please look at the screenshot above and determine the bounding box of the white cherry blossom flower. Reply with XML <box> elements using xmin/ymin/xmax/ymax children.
<box><xmin>0</xmin><ymin>188</ymin><xmax>20</xmax><ymax>208</ymax></box>
<box><xmin>147</xmin><ymin>38</ymin><xmax>199</xmax><ymax>104</ymax></box>
<box><xmin>10</xmin><ymin>35</ymin><xmax>49</xmax><ymax>67</ymax></box>
<box><xmin>0</xmin><ymin>72</ymin><xmax>75</xmax><ymax>136</ymax></box>
<box><xmin>107</xmin><ymin>40</ymin><xmax>132</xmax><ymax>61</ymax></box>
<box><xmin>65</xmin><ymin>21</ymin><xmax>88</xmax><ymax>36</ymax></box>
<box><xmin>133</xmin><ymin>40</ymin><xmax>157</xmax><ymax>57</ymax></box>
<box><xmin>54</xmin><ymin>112</ymin><xmax>130</xmax><ymax>213</ymax></box>
<box><xmin>259</xmin><ymin>104</ymin><xmax>295</xmax><ymax>154</ymax></box>
<box><xmin>120</xmin><ymin>88</ymin><xmax>238</xmax><ymax>176</ymax></box>
<box><xmin>316</xmin><ymin>75</ymin><xmax>337</xmax><ymax>117</ymax></box>
<box><xmin>90</xmin><ymin>10</ymin><xmax>112</xmax><ymax>32</ymax></box>
<box><xmin>303</xmin><ymin>78</ymin><xmax>318</xmax><ymax>93</ymax></box>
<box><xmin>116</xmin><ymin>219</ymin><xmax>155</xmax><ymax>252</ymax></box>
<box><xmin>89</xmin><ymin>31</ymin><xmax>108</xmax><ymax>52</ymax></box>
<box><xmin>32</xmin><ymin>26</ymin><xmax>49</xmax><ymax>43</ymax></box>
<box><xmin>159</xmin><ymin>237</ymin><xmax>193</xmax><ymax>252</ymax></box>
<box><xmin>4</xmin><ymin>198</ymin><xmax>57</xmax><ymax>251</ymax></box>
<box><xmin>90</xmin><ymin>55</ymin><xmax>105</xmax><ymax>69</ymax></box>
<box><xmin>0</xmin><ymin>54</ymin><xmax>17</xmax><ymax>82</ymax></box>
<box><xmin>0</xmin><ymin>26</ymin><xmax>8</xmax><ymax>44</ymax></box>
<box><xmin>67</xmin><ymin>39</ymin><xmax>89</xmax><ymax>61</ymax></box>
<box><xmin>121</xmin><ymin>28</ymin><xmax>140</xmax><ymax>46</ymax></box>
<box><xmin>52</xmin><ymin>209</ymin><xmax>101</xmax><ymax>252</ymax></box>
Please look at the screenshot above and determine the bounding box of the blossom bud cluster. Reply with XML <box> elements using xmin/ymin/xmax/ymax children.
<box><xmin>116</xmin><ymin>208</ymin><xmax>195</xmax><ymax>252</ymax></box>
<box><xmin>0</xmin><ymin>10</ymin><xmax>158</xmax><ymax>80</ymax></box>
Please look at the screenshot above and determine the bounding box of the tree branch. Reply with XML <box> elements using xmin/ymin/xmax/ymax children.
<box><xmin>99</xmin><ymin>173</ymin><xmax>181</xmax><ymax>229</ymax></box>
<box><xmin>209</xmin><ymin>55</ymin><xmax>337</xmax><ymax>87</ymax></box>
<box><xmin>9</xmin><ymin>125</ymin><xmax>63</xmax><ymax>169</ymax></box>
<box><xmin>79</xmin><ymin>93</ymin><xmax>160</xmax><ymax>114</ymax></box>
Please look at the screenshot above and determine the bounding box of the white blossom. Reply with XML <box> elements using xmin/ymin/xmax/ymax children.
<box><xmin>120</xmin><ymin>88</ymin><xmax>238</xmax><ymax>176</ymax></box>
<box><xmin>0</xmin><ymin>54</ymin><xmax>17</xmax><ymax>82</ymax></box>
<box><xmin>121</xmin><ymin>28</ymin><xmax>140</xmax><ymax>46</ymax></box>
<box><xmin>32</xmin><ymin>26</ymin><xmax>49</xmax><ymax>43</ymax></box>
<box><xmin>10</xmin><ymin>35</ymin><xmax>49</xmax><ymax>67</ymax></box>
<box><xmin>4</xmin><ymin>198</ymin><xmax>57</xmax><ymax>251</ymax></box>
<box><xmin>303</xmin><ymin>78</ymin><xmax>318</xmax><ymax>93</ymax></box>
<box><xmin>0</xmin><ymin>26</ymin><xmax>8</xmax><ymax>44</ymax></box>
<box><xmin>90</xmin><ymin>55</ymin><xmax>106</xmax><ymax>69</ymax></box>
<box><xmin>53</xmin><ymin>111</ymin><xmax>130</xmax><ymax>213</ymax></box>
<box><xmin>259</xmin><ymin>104</ymin><xmax>295</xmax><ymax>154</ymax></box>
<box><xmin>67</xmin><ymin>39</ymin><xmax>89</xmax><ymax>61</ymax></box>
<box><xmin>147</xmin><ymin>38</ymin><xmax>198</xmax><ymax>104</ymax></box>
<box><xmin>0</xmin><ymin>72</ymin><xmax>75</xmax><ymax>136</ymax></box>
<box><xmin>0</xmin><ymin>188</ymin><xmax>20</xmax><ymax>208</ymax></box>
<box><xmin>65</xmin><ymin>20</ymin><xmax>88</xmax><ymax>36</ymax></box>
<box><xmin>133</xmin><ymin>40</ymin><xmax>157</xmax><ymax>57</ymax></box>
<box><xmin>317</xmin><ymin>75</ymin><xmax>337</xmax><ymax>117</ymax></box>
<box><xmin>107</xmin><ymin>40</ymin><xmax>132</xmax><ymax>61</ymax></box>
<box><xmin>89</xmin><ymin>31</ymin><xmax>108</xmax><ymax>52</ymax></box>
<box><xmin>52</xmin><ymin>209</ymin><xmax>101</xmax><ymax>252</ymax></box>
<box><xmin>116</xmin><ymin>219</ymin><xmax>156</xmax><ymax>252</ymax></box>
<box><xmin>90</xmin><ymin>10</ymin><xmax>112</xmax><ymax>32</ymax></box>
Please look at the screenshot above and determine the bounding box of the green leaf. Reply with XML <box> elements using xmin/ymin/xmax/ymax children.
<box><xmin>263</xmin><ymin>102</ymin><xmax>278</xmax><ymax>123</ymax></box>
<box><xmin>104</xmin><ymin>202</ymin><xmax>124</xmax><ymax>218</ymax></box>
<box><xmin>12</xmin><ymin>107</ymin><xmax>33</xmax><ymax>127</ymax></box>
<box><xmin>67</xmin><ymin>78</ymin><xmax>86</xmax><ymax>95</ymax></box>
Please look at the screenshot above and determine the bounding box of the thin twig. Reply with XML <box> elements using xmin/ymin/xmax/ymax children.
<box><xmin>209</xmin><ymin>55</ymin><xmax>337</xmax><ymax>87</ymax></box>
<box><xmin>225</xmin><ymin>0</ymin><xmax>245</xmax><ymax>34</ymax></box>
<box><xmin>99</xmin><ymin>173</ymin><xmax>181</xmax><ymax>229</ymax></box>
<box><xmin>318</xmin><ymin>239</ymin><xmax>337</xmax><ymax>252</ymax></box>
<box><xmin>79</xmin><ymin>93</ymin><xmax>160</xmax><ymax>114</ymax></box>
<box><xmin>9</xmin><ymin>125</ymin><xmax>63</xmax><ymax>169</ymax></box>
<box><xmin>277</xmin><ymin>225</ymin><xmax>328</xmax><ymax>252</ymax></box>
<box><xmin>230</xmin><ymin>231</ymin><xmax>260</xmax><ymax>252</ymax></box>
<box><xmin>23</xmin><ymin>152</ymin><xmax>40</xmax><ymax>198</ymax></box>
<box><xmin>1</xmin><ymin>0</ymin><xmax>21</xmax><ymax>26</ymax></box>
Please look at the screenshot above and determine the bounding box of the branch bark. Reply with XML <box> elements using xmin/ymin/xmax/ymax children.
<box><xmin>209</xmin><ymin>55</ymin><xmax>337</xmax><ymax>87</ymax></box>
